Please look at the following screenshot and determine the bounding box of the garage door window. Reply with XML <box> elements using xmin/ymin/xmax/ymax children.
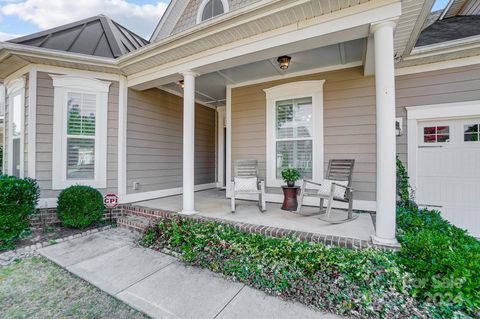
<box><xmin>423</xmin><ymin>126</ymin><xmax>450</xmax><ymax>143</ymax></box>
<box><xmin>464</xmin><ymin>124</ymin><xmax>479</xmax><ymax>142</ymax></box>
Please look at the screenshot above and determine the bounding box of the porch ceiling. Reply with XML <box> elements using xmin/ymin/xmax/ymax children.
<box><xmin>160</xmin><ymin>38</ymin><xmax>364</xmax><ymax>106</ymax></box>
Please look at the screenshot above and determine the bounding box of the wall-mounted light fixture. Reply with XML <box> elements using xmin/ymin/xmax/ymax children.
<box><xmin>277</xmin><ymin>55</ymin><xmax>291</xmax><ymax>70</ymax></box>
<box><xmin>177</xmin><ymin>80</ymin><xmax>185</xmax><ymax>89</ymax></box>
<box><xmin>396</xmin><ymin>117</ymin><xmax>403</xmax><ymax>136</ymax></box>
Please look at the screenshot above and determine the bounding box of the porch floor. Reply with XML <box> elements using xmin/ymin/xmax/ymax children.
<box><xmin>136</xmin><ymin>189</ymin><xmax>375</xmax><ymax>242</ymax></box>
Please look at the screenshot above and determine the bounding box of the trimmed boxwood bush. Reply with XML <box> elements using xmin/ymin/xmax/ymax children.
<box><xmin>57</xmin><ymin>185</ymin><xmax>104</xmax><ymax>228</ymax></box>
<box><xmin>142</xmin><ymin>216</ymin><xmax>444</xmax><ymax>318</ymax></box>
<box><xmin>0</xmin><ymin>175</ymin><xmax>39</xmax><ymax>250</ymax></box>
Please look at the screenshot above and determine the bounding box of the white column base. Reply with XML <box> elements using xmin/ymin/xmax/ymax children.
<box><xmin>179</xmin><ymin>210</ymin><xmax>199</xmax><ymax>216</ymax></box>
<box><xmin>371</xmin><ymin>234</ymin><xmax>400</xmax><ymax>247</ymax></box>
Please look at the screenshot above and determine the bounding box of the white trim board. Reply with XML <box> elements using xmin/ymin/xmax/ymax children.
<box><xmin>119</xmin><ymin>183</ymin><xmax>218</xmax><ymax>204</ymax></box>
<box><xmin>118</xmin><ymin>76</ymin><xmax>128</xmax><ymax>196</ymax></box>
<box><xmin>406</xmin><ymin>100</ymin><xmax>480</xmax><ymax>191</ymax></box>
<box><xmin>395</xmin><ymin>55</ymin><xmax>480</xmax><ymax>76</ymax></box>
<box><xmin>265</xmin><ymin>80</ymin><xmax>325</xmax><ymax>187</ymax></box>
<box><xmin>27</xmin><ymin>68</ymin><xmax>37</xmax><ymax>178</ymax></box>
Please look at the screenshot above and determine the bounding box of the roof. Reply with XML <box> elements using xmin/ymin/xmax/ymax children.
<box><xmin>416</xmin><ymin>15</ymin><xmax>480</xmax><ymax>47</ymax></box>
<box><xmin>442</xmin><ymin>0</ymin><xmax>480</xmax><ymax>18</ymax></box>
<box><xmin>8</xmin><ymin>15</ymin><xmax>149</xmax><ymax>58</ymax></box>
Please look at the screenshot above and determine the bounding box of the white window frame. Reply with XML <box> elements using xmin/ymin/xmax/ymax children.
<box><xmin>196</xmin><ymin>0</ymin><xmax>229</xmax><ymax>24</ymax></box>
<box><xmin>264</xmin><ymin>80</ymin><xmax>325</xmax><ymax>187</ymax></box>
<box><xmin>51</xmin><ymin>75</ymin><xmax>111</xmax><ymax>189</ymax></box>
<box><xmin>6</xmin><ymin>77</ymin><xmax>26</xmax><ymax>178</ymax></box>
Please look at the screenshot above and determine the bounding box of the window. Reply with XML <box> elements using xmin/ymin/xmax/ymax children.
<box><xmin>275</xmin><ymin>97</ymin><xmax>313</xmax><ymax>179</ymax></box>
<box><xmin>51</xmin><ymin>75</ymin><xmax>111</xmax><ymax>189</ymax></box>
<box><xmin>197</xmin><ymin>0</ymin><xmax>228</xmax><ymax>23</ymax></box>
<box><xmin>265</xmin><ymin>81</ymin><xmax>325</xmax><ymax>187</ymax></box>
<box><xmin>464</xmin><ymin>124</ymin><xmax>479</xmax><ymax>142</ymax></box>
<box><xmin>6</xmin><ymin>78</ymin><xmax>25</xmax><ymax>178</ymax></box>
<box><xmin>423</xmin><ymin>125</ymin><xmax>450</xmax><ymax>143</ymax></box>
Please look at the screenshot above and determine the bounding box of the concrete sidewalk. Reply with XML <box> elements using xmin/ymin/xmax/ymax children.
<box><xmin>38</xmin><ymin>228</ymin><xmax>345</xmax><ymax>319</ymax></box>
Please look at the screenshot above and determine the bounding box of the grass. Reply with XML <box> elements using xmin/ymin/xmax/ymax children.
<box><xmin>0</xmin><ymin>256</ymin><xmax>149</xmax><ymax>319</ymax></box>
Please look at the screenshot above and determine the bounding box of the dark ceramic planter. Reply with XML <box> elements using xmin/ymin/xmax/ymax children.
<box><xmin>287</xmin><ymin>181</ymin><xmax>295</xmax><ymax>187</ymax></box>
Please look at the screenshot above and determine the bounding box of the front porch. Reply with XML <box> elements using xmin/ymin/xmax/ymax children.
<box><xmin>120</xmin><ymin>189</ymin><xmax>377</xmax><ymax>249</ymax></box>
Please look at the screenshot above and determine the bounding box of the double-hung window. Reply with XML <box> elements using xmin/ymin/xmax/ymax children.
<box><xmin>265</xmin><ymin>81</ymin><xmax>325</xmax><ymax>187</ymax></box>
<box><xmin>6</xmin><ymin>78</ymin><xmax>25</xmax><ymax>178</ymax></box>
<box><xmin>51</xmin><ymin>75</ymin><xmax>110</xmax><ymax>189</ymax></box>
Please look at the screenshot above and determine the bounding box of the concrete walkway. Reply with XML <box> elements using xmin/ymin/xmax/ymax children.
<box><xmin>38</xmin><ymin>228</ymin><xmax>346</xmax><ymax>319</ymax></box>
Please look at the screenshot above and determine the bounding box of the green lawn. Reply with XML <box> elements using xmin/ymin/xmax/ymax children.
<box><xmin>0</xmin><ymin>256</ymin><xmax>149</xmax><ymax>319</ymax></box>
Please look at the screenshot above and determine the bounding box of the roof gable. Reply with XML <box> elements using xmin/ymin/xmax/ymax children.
<box><xmin>8</xmin><ymin>15</ymin><xmax>149</xmax><ymax>58</ymax></box>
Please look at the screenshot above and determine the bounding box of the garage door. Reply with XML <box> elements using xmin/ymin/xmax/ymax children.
<box><xmin>417</xmin><ymin>118</ymin><xmax>480</xmax><ymax>238</ymax></box>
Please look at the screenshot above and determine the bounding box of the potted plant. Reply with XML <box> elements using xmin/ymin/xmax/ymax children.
<box><xmin>281</xmin><ymin>168</ymin><xmax>301</xmax><ymax>187</ymax></box>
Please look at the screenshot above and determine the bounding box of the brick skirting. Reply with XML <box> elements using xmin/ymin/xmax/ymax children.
<box><xmin>117</xmin><ymin>204</ymin><xmax>397</xmax><ymax>251</ymax></box>
<box><xmin>30</xmin><ymin>207</ymin><xmax>124</xmax><ymax>228</ymax></box>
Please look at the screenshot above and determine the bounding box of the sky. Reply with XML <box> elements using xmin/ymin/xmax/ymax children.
<box><xmin>0</xmin><ymin>0</ymin><xmax>453</xmax><ymax>42</ymax></box>
<box><xmin>0</xmin><ymin>0</ymin><xmax>170</xmax><ymax>41</ymax></box>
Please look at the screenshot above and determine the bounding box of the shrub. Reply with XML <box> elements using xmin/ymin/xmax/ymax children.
<box><xmin>0</xmin><ymin>175</ymin><xmax>39</xmax><ymax>250</ymax></box>
<box><xmin>142</xmin><ymin>217</ymin><xmax>443</xmax><ymax>318</ymax></box>
<box><xmin>397</xmin><ymin>206</ymin><xmax>480</xmax><ymax>315</ymax></box>
<box><xmin>57</xmin><ymin>185</ymin><xmax>104</xmax><ymax>228</ymax></box>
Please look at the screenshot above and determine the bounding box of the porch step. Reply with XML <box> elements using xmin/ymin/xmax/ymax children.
<box><xmin>117</xmin><ymin>215</ymin><xmax>151</xmax><ymax>233</ymax></box>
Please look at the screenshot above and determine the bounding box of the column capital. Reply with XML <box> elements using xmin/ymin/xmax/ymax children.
<box><xmin>370</xmin><ymin>20</ymin><xmax>397</xmax><ymax>34</ymax></box>
<box><xmin>180</xmin><ymin>70</ymin><xmax>199</xmax><ymax>77</ymax></box>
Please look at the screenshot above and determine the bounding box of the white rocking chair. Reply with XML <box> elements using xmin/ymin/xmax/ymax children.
<box><xmin>231</xmin><ymin>159</ymin><xmax>266</xmax><ymax>213</ymax></box>
<box><xmin>297</xmin><ymin>159</ymin><xmax>358</xmax><ymax>224</ymax></box>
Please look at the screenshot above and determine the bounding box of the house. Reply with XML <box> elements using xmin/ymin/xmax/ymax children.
<box><xmin>0</xmin><ymin>0</ymin><xmax>479</xmax><ymax>244</ymax></box>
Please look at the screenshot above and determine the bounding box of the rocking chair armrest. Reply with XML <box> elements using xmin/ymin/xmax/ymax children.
<box><xmin>302</xmin><ymin>180</ymin><xmax>323</xmax><ymax>187</ymax></box>
<box><xmin>331</xmin><ymin>182</ymin><xmax>352</xmax><ymax>191</ymax></box>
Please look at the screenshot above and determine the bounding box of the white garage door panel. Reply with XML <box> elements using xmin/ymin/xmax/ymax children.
<box><xmin>417</xmin><ymin>119</ymin><xmax>480</xmax><ymax>238</ymax></box>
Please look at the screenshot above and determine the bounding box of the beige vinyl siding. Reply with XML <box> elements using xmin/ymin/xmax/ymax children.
<box><xmin>126</xmin><ymin>88</ymin><xmax>215</xmax><ymax>194</ymax></box>
<box><xmin>232</xmin><ymin>66</ymin><xmax>377</xmax><ymax>201</ymax></box>
<box><xmin>395</xmin><ymin>63</ymin><xmax>480</xmax><ymax>164</ymax></box>
<box><xmin>35</xmin><ymin>71</ymin><xmax>119</xmax><ymax>199</ymax></box>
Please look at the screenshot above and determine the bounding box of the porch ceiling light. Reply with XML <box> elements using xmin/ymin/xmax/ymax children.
<box><xmin>277</xmin><ymin>55</ymin><xmax>291</xmax><ymax>70</ymax></box>
<box><xmin>177</xmin><ymin>80</ymin><xmax>185</xmax><ymax>89</ymax></box>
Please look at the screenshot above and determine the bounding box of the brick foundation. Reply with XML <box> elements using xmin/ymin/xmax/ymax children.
<box><xmin>30</xmin><ymin>207</ymin><xmax>124</xmax><ymax>228</ymax></box>
<box><xmin>117</xmin><ymin>205</ymin><xmax>397</xmax><ymax>251</ymax></box>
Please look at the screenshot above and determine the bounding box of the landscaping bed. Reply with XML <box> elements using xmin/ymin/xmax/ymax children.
<box><xmin>0</xmin><ymin>256</ymin><xmax>149</xmax><ymax>318</ymax></box>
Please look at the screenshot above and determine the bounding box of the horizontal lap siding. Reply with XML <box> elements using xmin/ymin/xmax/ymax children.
<box><xmin>232</xmin><ymin>66</ymin><xmax>377</xmax><ymax>201</ymax></box>
<box><xmin>35</xmin><ymin>72</ymin><xmax>119</xmax><ymax>199</ymax></box>
<box><xmin>395</xmin><ymin>63</ymin><xmax>480</xmax><ymax>164</ymax></box>
<box><xmin>126</xmin><ymin>88</ymin><xmax>215</xmax><ymax>194</ymax></box>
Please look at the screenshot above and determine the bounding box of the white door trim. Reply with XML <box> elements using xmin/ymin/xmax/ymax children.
<box><xmin>406</xmin><ymin>100</ymin><xmax>480</xmax><ymax>191</ymax></box>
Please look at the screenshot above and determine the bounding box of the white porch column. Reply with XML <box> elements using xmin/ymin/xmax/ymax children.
<box><xmin>181</xmin><ymin>70</ymin><xmax>198</xmax><ymax>215</ymax></box>
<box><xmin>216</xmin><ymin>106</ymin><xmax>226</xmax><ymax>188</ymax></box>
<box><xmin>372</xmin><ymin>21</ymin><xmax>398</xmax><ymax>245</ymax></box>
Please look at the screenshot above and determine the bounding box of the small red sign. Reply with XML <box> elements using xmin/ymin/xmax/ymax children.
<box><xmin>104</xmin><ymin>193</ymin><xmax>119</xmax><ymax>209</ymax></box>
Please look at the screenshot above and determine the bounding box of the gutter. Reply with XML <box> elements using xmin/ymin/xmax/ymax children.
<box><xmin>0</xmin><ymin>42</ymin><xmax>118</xmax><ymax>69</ymax></box>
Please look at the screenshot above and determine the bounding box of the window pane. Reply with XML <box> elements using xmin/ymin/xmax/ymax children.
<box><xmin>67</xmin><ymin>92</ymin><xmax>96</xmax><ymax>136</ymax></box>
<box><xmin>437</xmin><ymin>134</ymin><xmax>449</xmax><ymax>142</ymax></box>
<box><xmin>12</xmin><ymin>138</ymin><xmax>20</xmax><ymax>177</ymax></box>
<box><xmin>67</xmin><ymin>138</ymin><xmax>95</xmax><ymax>179</ymax></box>
<box><xmin>437</xmin><ymin>126</ymin><xmax>449</xmax><ymax>134</ymax></box>
<box><xmin>424</xmin><ymin>135</ymin><xmax>436</xmax><ymax>143</ymax></box>
<box><xmin>201</xmin><ymin>0</ymin><xmax>224</xmax><ymax>21</ymax></box>
<box><xmin>464</xmin><ymin>133</ymin><xmax>479</xmax><ymax>142</ymax></box>
<box><xmin>12</xmin><ymin>94</ymin><xmax>22</xmax><ymax>137</ymax></box>
<box><xmin>276</xmin><ymin>97</ymin><xmax>312</xmax><ymax>139</ymax></box>
<box><xmin>424</xmin><ymin>127</ymin><xmax>436</xmax><ymax>135</ymax></box>
<box><xmin>276</xmin><ymin>140</ymin><xmax>312</xmax><ymax>179</ymax></box>
<box><xmin>464</xmin><ymin>124</ymin><xmax>479</xmax><ymax>133</ymax></box>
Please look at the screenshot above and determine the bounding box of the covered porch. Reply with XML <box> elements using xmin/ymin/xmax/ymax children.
<box><xmin>136</xmin><ymin>189</ymin><xmax>376</xmax><ymax>243</ymax></box>
<box><xmin>122</xmin><ymin>0</ymin><xmax>411</xmax><ymax>247</ymax></box>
